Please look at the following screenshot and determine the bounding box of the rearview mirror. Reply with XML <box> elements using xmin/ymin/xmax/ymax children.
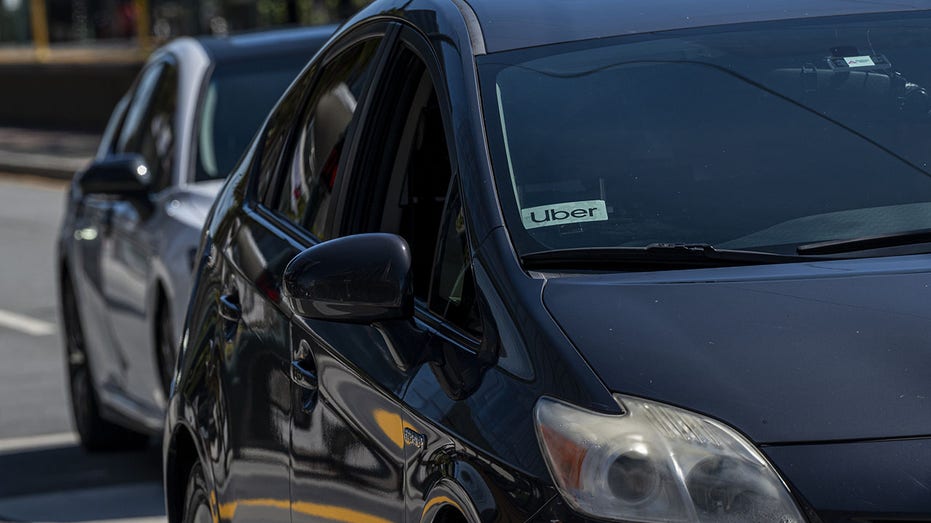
<box><xmin>77</xmin><ymin>154</ymin><xmax>150</xmax><ymax>196</ymax></box>
<box><xmin>282</xmin><ymin>233</ymin><xmax>413</xmax><ymax>323</ymax></box>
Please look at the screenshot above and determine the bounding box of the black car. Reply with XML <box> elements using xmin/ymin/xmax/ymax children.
<box><xmin>165</xmin><ymin>0</ymin><xmax>931</xmax><ymax>522</ymax></box>
<box><xmin>58</xmin><ymin>26</ymin><xmax>332</xmax><ymax>451</ymax></box>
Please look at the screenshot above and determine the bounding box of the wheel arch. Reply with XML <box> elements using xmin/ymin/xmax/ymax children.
<box><xmin>148</xmin><ymin>245</ymin><xmax>187</xmax><ymax>357</ymax></box>
<box><xmin>420</xmin><ymin>478</ymin><xmax>483</xmax><ymax>523</ymax></box>
<box><xmin>165</xmin><ymin>422</ymin><xmax>208</xmax><ymax>523</ymax></box>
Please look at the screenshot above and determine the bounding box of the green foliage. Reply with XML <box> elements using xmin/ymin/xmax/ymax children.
<box><xmin>257</xmin><ymin>0</ymin><xmax>290</xmax><ymax>25</ymax></box>
<box><xmin>300</xmin><ymin>0</ymin><xmax>372</xmax><ymax>25</ymax></box>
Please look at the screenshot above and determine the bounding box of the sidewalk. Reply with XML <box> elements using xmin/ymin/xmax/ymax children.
<box><xmin>0</xmin><ymin>127</ymin><xmax>98</xmax><ymax>179</ymax></box>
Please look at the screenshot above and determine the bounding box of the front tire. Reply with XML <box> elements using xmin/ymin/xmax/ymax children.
<box><xmin>61</xmin><ymin>273</ymin><xmax>148</xmax><ymax>452</ymax></box>
<box><xmin>182</xmin><ymin>463</ymin><xmax>213</xmax><ymax>523</ymax></box>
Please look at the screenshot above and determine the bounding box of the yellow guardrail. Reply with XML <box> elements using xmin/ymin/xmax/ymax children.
<box><xmin>28</xmin><ymin>0</ymin><xmax>49</xmax><ymax>62</ymax></box>
<box><xmin>135</xmin><ymin>0</ymin><xmax>151</xmax><ymax>51</ymax></box>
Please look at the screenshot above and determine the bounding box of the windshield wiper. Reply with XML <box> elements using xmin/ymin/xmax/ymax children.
<box><xmin>522</xmin><ymin>243</ymin><xmax>811</xmax><ymax>270</ymax></box>
<box><xmin>797</xmin><ymin>228</ymin><xmax>931</xmax><ymax>255</ymax></box>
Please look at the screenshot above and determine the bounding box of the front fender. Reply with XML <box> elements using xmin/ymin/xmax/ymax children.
<box><xmin>409</xmin><ymin>435</ymin><xmax>557</xmax><ymax>523</ymax></box>
<box><xmin>148</xmin><ymin>209</ymin><xmax>202</xmax><ymax>341</ymax></box>
<box><xmin>163</xmin><ymin>363</ymin><xmax>224</xmax><ymax>523</ymax></box>
<box><xmin>164</xmin><ymin>416</ymin><xmax>217</xmax><ymax>523</ymax></box>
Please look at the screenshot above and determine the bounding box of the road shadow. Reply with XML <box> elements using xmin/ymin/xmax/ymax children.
<box><xmin>0</xmin><ymin>441</ymin><xmax>165</xmax><ymax>522</ymax></box>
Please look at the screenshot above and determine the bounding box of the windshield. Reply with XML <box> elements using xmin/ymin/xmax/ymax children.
<box><xmin>195</xmin><ymin>56</ymin><xmax>306</xmax><ymax>181</ymax></box>
<box><xmin>479</xmin><ymin>12</ymin><xmax>931</xmax><ymax>257</ymax></box>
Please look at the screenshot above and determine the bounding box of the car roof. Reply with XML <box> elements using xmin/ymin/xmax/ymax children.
<box><xmin>460</xmin><ymin>0</ymin><xmax>931</xmax><ymax>53</ymax></box>
<box><xmin>196</xmin><ymin>25</ymin><xmax>338</xmax><ymax>64</ymax></box>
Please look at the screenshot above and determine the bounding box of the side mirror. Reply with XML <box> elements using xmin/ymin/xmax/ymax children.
<box><xmin>282</xmin><ymin>233</ymin><xmax>414</xmax><ymax>323</ymax></box>
<box><xmin>77</xmin><ymin>154</ymin><xmax>150</xmax><ymax>196</ymax></box>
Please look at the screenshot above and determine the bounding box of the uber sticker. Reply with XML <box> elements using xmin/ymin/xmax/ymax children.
<box><xmin>521</xmin><ymin>200</ymin><xmax>608</xmax><ymax>230</ymax></box>
<box><xmin>844</xmin><ymin>55</ymin><xmax>875</xmax><ymax>67</ymax></box>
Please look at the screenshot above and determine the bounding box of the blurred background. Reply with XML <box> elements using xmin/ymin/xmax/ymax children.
<box><xmin>0</xmin><ymin>0</ymin><xmax>367</xmax><ymax>134</ymax></box>
<box><xmin>0</xmin><ymin>2</ymin><xmax>366</xmax><ymax>522</ymax></box>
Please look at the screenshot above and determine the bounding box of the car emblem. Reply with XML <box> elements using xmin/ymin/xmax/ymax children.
<box><xmin>403</xmin><ymin>427</ymin><xmax>426</xmax><ymax>449</ymax></box>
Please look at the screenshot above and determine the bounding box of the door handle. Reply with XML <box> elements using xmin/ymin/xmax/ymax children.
<box><xmin>290</xmin><ymin>361</ymin><xmax>318</xmax><ymax>390</ymax></box>
<box><xmin>291</xmin><ymin>359</ymin><xmax>319</xmax><ymax>413</ymax></box>
<box><xmin>291</xmin><ymin>339</ymin><xmax>319</xmax><ymax>413</ymax></box>
<box><xmin>290</xmin><ymin>339</ymin><xmax>318</xmax><ymax>390</ymax></box>
<box><xmin>218</xmin><ymin>293</ymin><xmax>241</xmax><ymax>322</ymax></box>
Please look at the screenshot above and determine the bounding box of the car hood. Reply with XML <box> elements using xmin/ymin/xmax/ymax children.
<box><xmin>165</xmin><ymin>180</ymin><xmax>224</xmax><ymax>229</ymax></box>
<box><xmin>542</xmin><ymin>255</ymin><xmax>931</xmax><ymax>444</ymax></box>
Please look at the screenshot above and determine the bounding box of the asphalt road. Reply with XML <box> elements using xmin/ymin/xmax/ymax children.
<box><xmin>0</xmin><ymin>175</ymin><xmax>165</xmax><ymax>523</ymax></box>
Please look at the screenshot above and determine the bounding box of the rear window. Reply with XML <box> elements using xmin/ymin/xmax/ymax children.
<box><xmin>480</xmin><ymin>12</ymin><xmax>931</xmax><ymax>256</ymax></box>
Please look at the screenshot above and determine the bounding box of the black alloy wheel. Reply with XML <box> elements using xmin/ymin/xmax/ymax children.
<box><xmin>62</xmin><ymin>274</ymin><xmax>148</xmax><ymax>451</ymax></box>
<box><xmin>182</xmin><ymin>463</ymin><xmax>214</xmax><ymax>523</ymax></box>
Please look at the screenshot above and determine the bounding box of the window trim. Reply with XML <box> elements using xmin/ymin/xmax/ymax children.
<box><xmin>185</xmin><ymin>58</ymin><xmax>216</xmax><ymax>187</ymax></box>
<box><xmin>150</xmin><ymin>55</ymin><xmax>181</xmax><ymax>193</ymax></box>
<box><xmin>334</xmin><ymin>24</ymin><xmax>460</xmax><ymax>238</ymax></box>
<box><xmin>97</xmin><ymin>95</ymin><xmax>130</xmax><ymax>158</ymax></box>
<box><xmin>337</xmin><ymin>24</ymin><xmax>483</xmax><ymax>347</ymax></box>
<box><xmin>246</xmin><ymin>21</ymin><xmax>397</xmax><ymax>247</ymax></box>
<box><xmin>399</xmin><ymin>29</ymin><xmax>482</xmax><ymax>348</ymax></box>
<box><xmin>427</xmin><ymin>175</ymin><xmax>485</xmax><ymax>346</ymax></box>
<box><xmin>114</xmin><ymin>52</ymin><xmax>181</xmax><ymax>194</ymax></box>
<box><xmin>115</xmin><ymin>61</ymin><xmax>166</xmax><ymax>156</ymax></box>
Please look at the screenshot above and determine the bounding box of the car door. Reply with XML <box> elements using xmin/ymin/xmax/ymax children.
<box><xmin>196</xmin><ymin>63</ymin><xmax>315</xmax><ymax>523</ymax></box>
<box><xmin>340</xmin><ymin>27</ymin><xmax>521</xmax><ymax>521</ymax></box>
<box><xmin>100</xmin><ymin>54</ymin><xmax>179</xmax><ymax>411</ymax></box>
<box><xmin>322</xmin><ymin>27</ymin><xmax>487</xmax><ymax>521</ymax></box>
<box><xmin>73</xmin><ymin>59</ymin><xmax>172</xmax><ymax>401</ymax></box>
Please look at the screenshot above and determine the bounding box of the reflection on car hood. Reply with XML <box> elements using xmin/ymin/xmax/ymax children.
<box><xmin>542</xmin><ymin>255</ymin><xmax>931</xmax><ymax>444</ymax></box>
<box><xmin>719</xmin><ymin>202</ymin><xmax>931</xmax><ymax>250</ymax></box>
<box><xmin>165</xmin><ymin>180</ymin><xmax>224</xmax><ymax>230</ymax></box>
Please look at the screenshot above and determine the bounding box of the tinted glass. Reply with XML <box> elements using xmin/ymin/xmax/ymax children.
<box><xmin>195</xmin><ymin>56</ymin><xmax>309</xmax><ymax>182</ymax></box>
<box><xmin>116</xmin><ymin>63</ymin><xmax>163</xmax><ymax>155</ymax></box>
<box><xmin>98</xmin><ymin>96</ymin><xmax>129</xmax><ymax>157</ymax></box>
<box><xmin>277</xmin><ymin>38</ymin><xmax>380</xmax><ymax>239</ymax></box>
<box><xmin>118</xmin><ymin>59</ymin><xmax>177</xmax><ymax>192</ymax></box>
<box><xmin>351</xmin><ymin>47</ymin><xmax>452</xmax><ymax>300</ymax></box>
<box><xmin>480</xmin><ymin>12</ymin><xmax>931</xmax><ymax>256</ymax></box>
<box><xmin>431</xmin><ymin>184</ymin><xmax>482</xmax><ymax>338</ymax></box>
<box><xmin>256</xmin><ymin>69</ymin><xmax>313</xmax><ymax>207</ymax></box>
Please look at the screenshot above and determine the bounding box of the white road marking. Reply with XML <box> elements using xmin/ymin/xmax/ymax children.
<box><xmin>0</xmin><ymin>309</ymin><xmax>55</xmax><ymax>336</ymax></box>
<box><xmin>67</xmin><ymin>519</ymin><xmax>165</xmax><ymax>523</ymax></box>
<box><xmin>0</xmin><ymin>432</ymin><xmax>77</xmax><ymax>454</ymax></box>
<box><xmin>9</xmin><ymin>518</ymin><xmax>164</xmax><ymax>523</ymax></box>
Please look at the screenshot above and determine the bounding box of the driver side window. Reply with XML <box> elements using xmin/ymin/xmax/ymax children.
<box><xmin>276</xmin><ymin>38</ymin><xmax>381</xmax><ymax>240</ymax></box>
<box><xmin>350</xmin><ymin>43</ymin><xmax>482</xmax><ymax>338</ymax></box>
<box><xmin>117</xmin><ymin>58</ymin><xmax>178</xmax><ymax>192</ymax></box>
<box><xmin>430</xmin><ymin>182</ymin><xmax>482</xmax><ymax>338</ymax></box>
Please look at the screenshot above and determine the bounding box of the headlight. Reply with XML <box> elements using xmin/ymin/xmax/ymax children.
<box><xmin>534</xmin><ymin>394</ymin><xmax>805</xmax><ymax>523</ymax></box>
